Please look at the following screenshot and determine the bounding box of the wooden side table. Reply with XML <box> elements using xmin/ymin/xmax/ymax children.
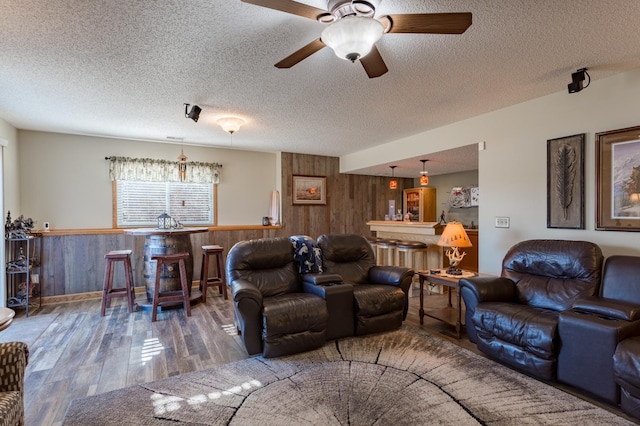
<box><xmin>418</xmin><ymin>269</ymin><xmax>476</xmax><ymax>339</ymax></box>
<box><xmin>0</xmin><ymin>308</ymin><xmax>16</xmax><ymax>332</ymax></box>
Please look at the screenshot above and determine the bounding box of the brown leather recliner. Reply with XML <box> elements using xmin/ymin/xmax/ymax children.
<box><xmin>459</xmin><ymin>239</ymin><xmax>603</xmax><ymax>381</ymax></box>
<box><xmin>316</xmin><ymin>233</ymin><xmax>414</xmax><ymax>335</ymax></box>
<box><xmin>558</xmin><ymin>255</ymin><xmax>640</xmax><ymax>404</ymax></box>
<box><xmin>226</xmin><ymin>237</ymin><xmax>328</xmax><ymax>358</ymax></box>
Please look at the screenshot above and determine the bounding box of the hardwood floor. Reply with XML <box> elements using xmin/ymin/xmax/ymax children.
<box><xmin>2</xmin><ymin>284</ymin><xmax>632</xmax><ymax>425</ymax></box>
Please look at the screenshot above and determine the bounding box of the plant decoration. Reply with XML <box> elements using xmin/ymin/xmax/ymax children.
<box><xmin>4</xmin><ymin>211</ymin><xmax>35</xmax><ymax>239</ymax></box>
<box><xmin>555</xmin><ymin>143</ymin><xmax>577</xmax><ymax>220</ymax></box>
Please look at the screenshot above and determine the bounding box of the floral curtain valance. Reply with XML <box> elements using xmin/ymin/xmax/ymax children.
<box><xmin>107</xmin><ymin>156</ymin><xmax>222</xmax><ymax>183</ymax></box>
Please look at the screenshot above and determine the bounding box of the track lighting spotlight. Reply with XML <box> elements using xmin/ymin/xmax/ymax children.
<box><xmin>567</xmin><ymin>68</ymin><xmax>590</xmax><ymax>94</ymax></box>
<box><xmin>184</xmin><ymin>103</ymin><xmax>201</xmax><ymax>122</ymax></box>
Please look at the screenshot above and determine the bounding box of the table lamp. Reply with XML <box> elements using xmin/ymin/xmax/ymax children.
<box><xmin>437</xmin><ymin>221</ymin><xmax>472</xmax><ymax>275</ymax></box>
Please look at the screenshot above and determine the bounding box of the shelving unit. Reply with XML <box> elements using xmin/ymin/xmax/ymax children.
<box><xmin>5</xmin><ymin>234</ymin><xmax>42</xmax><ymax>316</ymax></box>
<box><xmin>403</xmin><ymin>187</ymin><xmax>436</xmax><ymax>222</ymax></box>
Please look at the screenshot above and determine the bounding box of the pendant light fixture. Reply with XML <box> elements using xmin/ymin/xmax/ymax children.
<box><xmin>177</xmin><ymin>143</ymin><xmax>188</xmax><ymax>182</ymax></box>
<box><xmin>389</xmin><ymin>165</ymin><xmax>398</xmax><ymax>190</ymax></box>
<box><xmin>419</xmin><ymin>159</ymin><xmax>429</xmax><ymax>186</ymax></box>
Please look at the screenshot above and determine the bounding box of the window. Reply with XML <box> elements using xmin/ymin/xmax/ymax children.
<box><xmin>115</xmin><ymin>181</ymin><xmax>214</xmax><ymax>227</ymax></box>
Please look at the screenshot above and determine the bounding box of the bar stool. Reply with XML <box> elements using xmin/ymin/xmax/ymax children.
<box><xmin>395</xmin><ymin>241</ymin><xmax>429</xmax><ymax>272</ymax></box>
<box><xmin>151</xmin><ymin>252</ymin><xmax>191</xmax><ymax>322</ymax></box>
<box><xmin>101</xmin><ymin>249</ymin><xmax>136</xmax><ymax>316</ymax></box>
<box><xmin>376</xmin><ymin>239</ymin><xmax>399</xmax><ymax>266</ymax></box>
<box><xmin>199</xmin><ymin>245</ymin><xmax>227</xmax><ymax>302</ymax></box>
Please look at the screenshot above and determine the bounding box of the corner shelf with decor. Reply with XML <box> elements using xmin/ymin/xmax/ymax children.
<box><xmin>4</xmin><ymin>212</ymin><xmax>42</xmax><ymax>316</ymax></box>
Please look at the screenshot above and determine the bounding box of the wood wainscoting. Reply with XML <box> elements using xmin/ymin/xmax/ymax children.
<box><xmin>38</xmin><ymin>226</ymin><xmax>282</xmax><ymax>298</ymax></box>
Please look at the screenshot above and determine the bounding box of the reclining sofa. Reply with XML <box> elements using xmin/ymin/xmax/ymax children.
<box><xmin>459</xmin><ymin>239</ymin><xmax>603</xmax><ymax>381</ymax></box>
<box><xmin>226</xmin><ymin>234</ymin><xmax>413</xmax><ymax>358</ymax></box>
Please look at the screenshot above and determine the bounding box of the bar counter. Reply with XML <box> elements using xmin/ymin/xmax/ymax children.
<box><xmin>366</xmin><ymin>220</ymin><xmax>445</xmax><ymax>270</ymax></box>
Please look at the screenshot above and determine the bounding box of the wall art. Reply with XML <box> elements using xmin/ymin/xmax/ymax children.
<box><xmin>292</xmin><ymin>175</ymin><xmax>327</xmax><ymax>205</ymax></box>
<box><xmin>547</xmin><ymin>133</ymin><xmax>585</xmax><ymax>229</ymax></box>
<box><xmin>596</xmin><ymin>125</ymin><xmax>640</xmax><ymax>231</ymax></box>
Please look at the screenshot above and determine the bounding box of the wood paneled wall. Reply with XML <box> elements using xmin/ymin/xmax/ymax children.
<box><xmin>38</xmin><ymin>152</ymin><xmax>413</xmax><ymax>297</ymax></box>
<box><xmin>278</xmin><ymin>152</ymin><xmax>413</xmax><ymax>238</ymax></box>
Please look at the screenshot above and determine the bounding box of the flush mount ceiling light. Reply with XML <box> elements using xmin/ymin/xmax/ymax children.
<box><xmin>419</xmin><ymin>159</ymin><xmax>429</xmax><ymax>186</ymax></box>
<box><xmin>389</xmin><ymin>165</ymin><xmax>398</xmax><ymax>190</ymax></box>
<box><xmin>184</xmin><ymin>103</ymin><xmax>201</xmax><ymax>122</ymax></box>
<box><xmin>567</xmin><ymin>68</ymin><xmax>590</xmax><ymax>94</ymax></box>
<box><xmin>321</xmin><ymin>16</ymin><xmax>384</xmax><ymax>62</ymax></box>
<box><xmin>217</xmin><ymin>117</ymin><xmax>245</xmax><ymax>134</ymax></box>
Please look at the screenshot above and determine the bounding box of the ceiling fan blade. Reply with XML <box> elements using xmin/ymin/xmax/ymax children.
<box><xmin>241</xmin><ymin>0</ymin><xmax>327</xmax><ymax>20</ymax></box>
<box><xmin>360</xmin><ymin>46</ymin><xmax>388</xmax><ymax>78</ymax></box>
<box><xmin>275</xmin><ymin>38</ymin><xmax>326</xmax><ymax>68</ymax></box>
<box><xmin>383</xmin><ymin>13</ymin><xmax>472</xmax><ymax>34</ymax></box>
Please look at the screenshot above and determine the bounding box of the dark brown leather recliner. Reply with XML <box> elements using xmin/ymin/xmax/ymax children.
<box><xmin>459</xmin><ymin>239</ymin><xmax>603</xmax><ymax>381</ymax></box>
<box><xmin>558</xmin><ymin>255</ymin><xmax>640</xmax><ymax>404</ymax></box>
<box><xmin>316</xmin><ymin>233</ymin><xmax>414</xmax><ymax>335</ymax></box>
<box><xmin>226</xmin><ymin>237</ymin><xmax>328</xmax><ymax>358</ymax></box>
<box><xmin>614</xmin><ymin>336</ymin><xmax>640</xmax><ymax>418</ymax></box>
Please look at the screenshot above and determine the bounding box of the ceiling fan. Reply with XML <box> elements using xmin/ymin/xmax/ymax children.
<box><xmin>241</xmin><ymin>0</ymin><xmax>472</xmax><ymax>78</ymax></box>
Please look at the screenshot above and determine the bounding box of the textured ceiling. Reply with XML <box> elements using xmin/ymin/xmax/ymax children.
<box><xmin>1</xmin><ymin>0</ymin><xmax>640</xmax><ymax>178</ymax></box>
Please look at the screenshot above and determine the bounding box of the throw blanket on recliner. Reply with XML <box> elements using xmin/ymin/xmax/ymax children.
<box><xmin>290</xmin><ymin>235</ymin><xmax>323</xmax><ymax>274</ymax></box>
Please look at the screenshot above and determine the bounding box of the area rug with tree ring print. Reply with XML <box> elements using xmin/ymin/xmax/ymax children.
<box><xmin>63</xmin><ymin>325</ymin><xmax>634</xmax><ymax>425</ymax></box>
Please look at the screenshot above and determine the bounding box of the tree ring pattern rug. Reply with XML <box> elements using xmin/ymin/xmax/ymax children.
<box><xmin>63</xmin><ymin>326</ymin><xmax>634</xmax><ymax>425</ymax></box>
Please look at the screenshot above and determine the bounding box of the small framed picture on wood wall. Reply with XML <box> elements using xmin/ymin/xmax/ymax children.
<box><xmin>292</xmin><ymin>175</ymin><xmax>327</xmax><ymax>205</ymax></box>
<box><xmin>547</xmin><ymin>133</ymin><xmax>585</xmax><ymax>229</ymax></box>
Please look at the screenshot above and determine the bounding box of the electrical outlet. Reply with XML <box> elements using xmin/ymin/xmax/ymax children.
<box><xmin>31</xmin><ymin>274</ymin><xmax>39</xmax><ymax>284</ymax></box>
<box><xmin>495</xmin><ymin>217</ymin><xmax>510</xmax><ymax>228</ymax></box>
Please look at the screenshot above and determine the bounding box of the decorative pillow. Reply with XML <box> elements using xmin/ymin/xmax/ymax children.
<box><xmin>290</xmin><ymin>235</ymin><xmax>323</xmax><ymax>274</ymax></box>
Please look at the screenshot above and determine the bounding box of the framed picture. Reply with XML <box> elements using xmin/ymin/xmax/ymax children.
<box><xmin>292</xmin><ymin>175</ymin><xmax>327</xmax><ymax>205</ymax></box>
<box><xmin>596</xmin><ymin>125</ymin><xmax>640</xmax><ymax>231</ymax></box>
<box><xmin>547</xmin><ymin>134</ymin><xmax>585</xmax><ymax>229</ymax></box>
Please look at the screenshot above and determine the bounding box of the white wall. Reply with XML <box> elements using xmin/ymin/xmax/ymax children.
<box><xmin>343</xmin><ymin>69</ymin><xmax>640</xmax><ymax>275</ymax></box>
<box><xmin>0</xmin><ymin>118</ymin><xmax>19</xmax><ymax>307</ymax></box>
<box><xmin>17</xmin><ymin>131</ymin><xmax>277</xmax><ymax>228</ymax></box>
<box><xmin>0</xmin><ymin>119</ymin><xmax>19</xmax><ymax>218</ymax></box>
<box><xmin>422</xmin><ymin>170</ymin><xmax>479</xmax><ymax>227</ymax></box>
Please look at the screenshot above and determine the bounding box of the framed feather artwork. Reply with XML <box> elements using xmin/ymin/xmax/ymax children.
<box><xmin>547</xmin><ymin>134</ymin><xmax>585</xmax><ymax>229</ymax></box>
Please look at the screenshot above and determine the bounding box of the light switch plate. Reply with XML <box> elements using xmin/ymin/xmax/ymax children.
<box><xmin>495</xmin><ymin>217</ymin><xmax>510</xmax><ymax>228</ymax></box>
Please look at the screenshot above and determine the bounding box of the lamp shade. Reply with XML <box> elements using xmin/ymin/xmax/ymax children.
<box><xmin>217</xmin><ymin>117</ymin><xmax>245</xmax><ymax>134</ymax></box>
<box><xmin>321</xmin><ymin>16</ymin><xmax>383</xmax><ymax>62</ymax></box>
<box><xmin>437</xmin><ymin>221</ymin><xmax>472</xmax><ymax>248</ymax></box>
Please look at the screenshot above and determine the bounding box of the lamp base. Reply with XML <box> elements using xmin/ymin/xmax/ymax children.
<box><xmin>445</xmin><ymin>265</ymin><xmax>463</xmax><ymax>276</ymax></box>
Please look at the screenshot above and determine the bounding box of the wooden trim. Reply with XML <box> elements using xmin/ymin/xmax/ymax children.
<box><xmin>41</xmin><ymin>284</ymin><xmax>212</xmax><ymax>305</ymax></box>
<box><xmin>34</xmin><ymin>224</ymin><xmax>283</xmax><ymax>237</ymax></box>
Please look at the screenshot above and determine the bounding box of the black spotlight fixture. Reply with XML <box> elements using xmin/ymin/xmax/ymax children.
<box><xmin>567</xmin><ymin>68</ymin><xmax>590</xmax><ymax>94</ymax></box>
<box><xmin>184</xmin><ymin>103</ymin><xmax>201</xmax><ymax>122</ymax></box>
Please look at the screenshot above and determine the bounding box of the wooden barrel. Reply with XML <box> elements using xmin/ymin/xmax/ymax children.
<box><xmin>143</xmin><ymin>234</ymin><xmax>193</xmax><ymax>301</ymax></box>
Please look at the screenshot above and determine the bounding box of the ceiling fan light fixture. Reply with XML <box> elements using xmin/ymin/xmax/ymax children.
<box><xmin>217</xmin><ymin>117</ymin><xmax>245</xmax><ymax>134</ymax></box>
<box><xmin>321</xmin><ymin>16</ymin><xmax>383</xmax><ymax>62</ymax></box>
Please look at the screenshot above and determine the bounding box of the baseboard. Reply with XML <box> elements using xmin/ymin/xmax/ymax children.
<box><xmin>41</xmin><ymin>282</ymin><xmax>199</xmax><ymax>305</ymax></box>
